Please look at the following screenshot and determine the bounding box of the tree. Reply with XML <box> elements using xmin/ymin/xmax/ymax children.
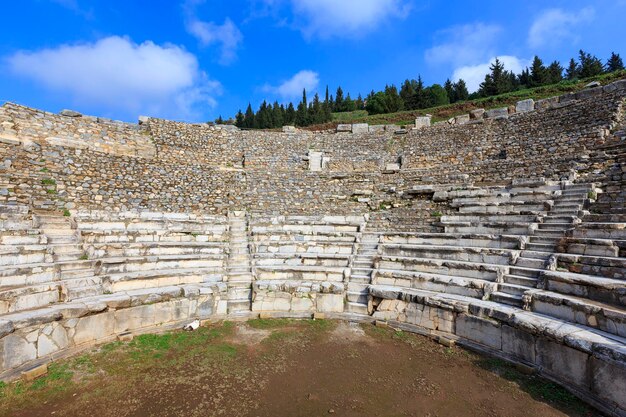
<box><xmin>234</xmin><ymin>110</ymin><xmax>244</xmax><ymax>127</ymax></box>
<box><xmin>444</xmin><ymin>79</ymin><xmax>455</xmax><ymax>103</ymax></box>
<box><xmin>565</xmin><ymin>58</ymin><xmax>579</xmax><ymax>80</ymax></box>
<box><xmin>546</xmin><ymin>60</ymin><xmax>564</xmax><ymax>84</ymax></box>
<box><xmin>453</xmin><ymin>79</ymin><xmax>469</xmax><ymax>102</ymax></box>
<box><xmin>355</xmin><ymin>94</ymin><xmax>364</xmax><ymax>110</ymax></box>
<box><xmin>383</xmin><ymin>85</ymin><xmax>403</xmax><ymax>113</ymax></box>
<box><xmin>285</xmin><ymin>103</ymin><xmax>296</xmax><ymax>125</ymax></box>
<box><xmin>518</xmin><ymin>68</ymin><xmax>531</xmax><ymax>88</ymax></box>
<box><xmin>243</xmin><ymin>103</ymin><xmax>255</xmax><ymax>128</ymax></box>
<box><xmin>365</xmin><ymin>92</ymin><xmax>388</xmax><ymax>115</ymax></box>
<box><xmin>578</xmin><ymin>50</ymin><xmax>604</xmax><ymax>78</ymax></box>
<box><xmin>606</xmin><ymin>52</ymin><xmax>625</xmax><ymax>72</ymax></box>
<box><xmin>529</xmin><ymin>56</ymin><xmax>548</xmax><ymax>87</ymax></box>
<box><xmin>334</xmin><ymin>86</ymin><xmax>344</xmax><ymax>112</ymax></box>
<box><xmin>400</xmin><ymin>79</ymin><xmax>417</xmax><ymax>108</ymax></box>
<box><xmin>271</xmin><ymin>101</ymin><xmax>284</xmax><ymax>128</ymax></box>
<box><xmin>295</xmin><ymin>89</ymin><xmax>309</xmax><ymax>126</ymax></box>
<box><xmin>423</xmin><ymin>84</ymin><xmax>449</xmax><ymax>107</ymax></box>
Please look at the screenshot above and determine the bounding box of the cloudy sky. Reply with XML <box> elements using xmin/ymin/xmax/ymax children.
<box><xmin>1</xmin><ymin>0</ymin><xmax>624</xmax><ymax>122</ymax></box>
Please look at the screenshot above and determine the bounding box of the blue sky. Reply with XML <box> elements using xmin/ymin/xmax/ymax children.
<box><xmin>1</xmin><ymin>0</ymin><xmax>624</xmax><ymax>122</ymax></box>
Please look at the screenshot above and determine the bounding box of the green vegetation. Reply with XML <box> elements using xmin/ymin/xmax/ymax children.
<box><xmin>41</xmin><ymin>178</ymin><xmax>56</xmax><ymax>186</ymax></box>
<box><xmin>230</xmin><ymin>50</ymin><xmax>623</xmax><ymax>129</ymax></box>
<box><xmin>63</xmin><ymin>209</ymin><xmax>71</xmax><ymax>216</ymax></box>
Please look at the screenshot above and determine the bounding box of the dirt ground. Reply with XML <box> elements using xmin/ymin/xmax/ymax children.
<box><xmin>0</xmin><ymin>319</ymin><xmax>602</xmax><ymax>417</ymax></box>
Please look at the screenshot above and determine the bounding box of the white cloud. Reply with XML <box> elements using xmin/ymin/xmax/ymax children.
<box><xmin>183</xmin><ymin>0</ymin><xmax>243</xmax><ymax>65</ymax></box>
<box><xmin>425</xmin><ymin>23</ymin><xmax>502</xmax><ymax>67</ymax></box>
<box><xmin>282</xmin><ymin>0</ymin><xmax>411</xmax><ymax>38</ymax></box>
<box><xmin>186</xmin><ymin>18</ymin><xmax>243</xmax><ymax>65</ymax></box>
<box><xmin>453</xmin><ymin>56</ymin><xmax>531</xmax><ymax>93</ymax></box>
<box><xmin>528</xmin><ymin>7</ymin><xmax>595</xmax><ymax>49</ymax></box>
<box><xmin>262</xmin><ymin>70</ymin><xmax>320</xmax><ymax>100</ymax></box>
<box><xmin>6</xmin><ymin>36</ymin><xmax>220</xmax><ymax>121</ymax></box>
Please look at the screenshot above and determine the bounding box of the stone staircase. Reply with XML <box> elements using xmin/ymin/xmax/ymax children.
<box><xmin>346</xmin><ymin>230</ymin><xmax>379</xmax><ymax>314</ymax></box>
<box><xmin>226</xmin><ymin>211</ymin><xmax>254</xmax><ymax>316</ymax></box>
<box><xmin>492</xmin><ymin>183</ymin><xmax>595</xmax><ymax>307</ymax></box>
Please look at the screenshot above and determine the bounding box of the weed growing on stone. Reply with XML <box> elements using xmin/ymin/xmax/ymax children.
<box><xmin>41</xmin><ymin>178</ymin><xmax>56</xmax><ymax>186</ymax></box>
<box><xmin>63</xmin><ymin>209</ymin><xmax>71</xmax><ymax>216</ymax></box>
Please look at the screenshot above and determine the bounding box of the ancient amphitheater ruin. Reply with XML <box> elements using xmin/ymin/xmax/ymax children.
<box><xmin>0</xmin><ymin>80</ymin><xmax>625</xmax><ymax>415</ymax></box>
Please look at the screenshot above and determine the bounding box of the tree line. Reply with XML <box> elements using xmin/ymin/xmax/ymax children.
<box><xmin>223</xmin><ymin>50</ymin><xmax>624</xmax><ymax>127</ymax></box>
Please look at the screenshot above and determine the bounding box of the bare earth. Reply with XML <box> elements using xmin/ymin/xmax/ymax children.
<box><xmin>0</xmin><ymin>320</ymin><xmax>601</xmax><ymax>417</ymax></box>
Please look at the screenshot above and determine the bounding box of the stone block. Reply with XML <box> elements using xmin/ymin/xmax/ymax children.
<box><xmin>536</xmin><ymin>337</ymin><xmax>589</xmax><ymax>388</ymax></box>
<box><xmin>455</xmin><ymin>114</ymin><xmax>470</xmax><ymax>125</ymax></box>
<box><xmin>138</xmin><ymin>115</ymin><xmax>150</xmax><ymax>124</ymax></box>
<box><xmin>282</xmin><ymin>125</ymin><xmax>297</xmax><ymax>133</ymax></box>
<box><xmin>415</xmin><ymin>116</ymin><xmax>431</xmax><ymax>129</ymax></box>
<box><xmin>515</xmin><ymin>99</ymin><xmax>534</xmax><ymax>113</ymax></box>
<box><xmin>455</xmin><ymin>314</ymin><xmax>502</xmax><ymax>350</ymax></box>
<box><xmin>535</xmin><ymin>96</ymin><xmax>559</xmax><ymax>110</ymax></box>
<box><xmin>485</xmin><ymin>108</ymin><xmax>508</xmax><ymax>119</ymax></box>
<box><xmin>502</xmin><ymin>325</ymin><xmax>535</xmax><ymax>363</ymax></box>
<box><xmin>22</xmin><ymin>363</ymin><xmax>48</xmax><ymax>381</ymax></box>
<box><xmin>336</xmin><ymin>124</ymin><xmax>351</xmax><ymax>132</ymax></box>
<box><xmin>73</xmin><ymin>312</ymin><xmax>115</xmax><ymax>345</ymax></box>
<box><xmin>369</xmin><ymin>125</ymin><xmax>385</xmax><ymax>133</ymax></box>
<box><xmin>2</xmin><ymin>333</ymin><xmax>37</xmax><ymax>370</ymax></box>
<box><xmin>590</xmin><ymin>355</ymin><xmax>626</xmax><ymax>410</ymax></box>
<box><xmin>469</xmin><ymin>109</ymin><xmax>485</xmax><ymax>120</ymax></box>
<box><xmin>351</xmin><ymin>123</ymin><xmax>369</xmax><ymax>134</ymax></box>
<box><xmin>317</xmin><ymin>294</ymin><xmax>343</xmax><ymax>313</ymax></box>
<box><xmin>114</xmin><ymin>304</ymin><xmax>156</xmax><ymax>333</ymax></box>
<box><xmin>59</xmin><ymin>109</ymin><xmax>82</xmax><ymax>117</ymax></box>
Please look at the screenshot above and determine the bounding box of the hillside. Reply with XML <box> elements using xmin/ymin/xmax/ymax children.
<box><xmin>304</xmin><ymin>70</ymin><xmax>626</xmax><ymax>130</ymax></box>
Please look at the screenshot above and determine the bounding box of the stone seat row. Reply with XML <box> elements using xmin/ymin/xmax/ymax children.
<box><xmin>366</xmin><ymin>283</ymin><xmax>626</xmax><ymax>414</ymax></box>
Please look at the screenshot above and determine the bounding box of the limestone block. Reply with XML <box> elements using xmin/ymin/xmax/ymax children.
<box><xmin>72</xmin><ymin>312</ymin><xmax>115</xmax><ymax>345</ymax></box>
<box><xmin>114</xmin><ymin>304</ymin><xmax>156</xmax><ymax>333</ymax></box>
<box><xmin>336</xmin><ymin>124</ymin><xmax>351</xmax><ymax>132</ymax></box>
<box><xmin>590</xmin><ymin>356</ymin><xmax>626</xmax><ymax>410</ymax></box>
<box><xmin>291</xmin><ymin>296</ymin><xmax>314</xmax><ymax>312</ymax></box>
<box><xmin>536</xmin><ymin>337</ymin><xmax>589</xmax><ymax>388</ymax></box>
<box><xmin>2</xmin><ymin>333</ymin><xmax>37</xmax><ymax>370</ymax></box>
<box><xmin>282</xmin><ymin>125</ymin><xmax>297</xmax><ymax>133</ymax></box>
<box><xmin>317</xmin><ymin>294</ymin><xmax>344</xmax><ymax>313</ymax></box>
<box><xmin>515</xmin><ymin>99</ymin><xmax>535</xmax><ymax>113</ymax></box>
<box><xmin>138</xmin><ymin>115</ymin><xmax>150</xmax><ymax>124</ymax></box>
<box><xmin>502</xmin><ymin>325</ymin><xmax>535</xmax><ymax>363</ymax></box>
<box><xmin>455</xmin><ymin>314</ymin><xmax>502</xmax><ymax>350</ymax></box>
<box><xmin>59</xmin><ymin>109</ymin><xmax>82</xmax><ymax>117</ymax></box>
<box><xmin>196</xmin><ymin>297</ymin><xmax>214</xmax><ymax>318</ymax></box>
<box><xmin>351</xmin><ymin>123</ymin><xmax>369</xmax><ymax>134</ymax></box>
<box><xmin>455</xmin><ymin>114</ymin><xmax>470</xmax><ymax>125</ymax></box>
<box><xmin>0</xmin><ymin>320</ymin><xmax>14</xmax><ymax>338</ymax></box>
<box><xmin>369</xmin><ymin>125</ymin><xmax>385</xmax><ymax>133</ymax></box>
<box><xmin>415</xmin><ymin>116</ymin><xmax>431</xmax><ymax>129</ymax></box>
<box><xmin>469</xmin><ymin>109</ymin><xmax>485</xmax><ymax>120</ymax></box>
<box><xmin>535</xmin><ymin>96</ymin><xmax>559</xmax><ymax>110</ymax></box>
<box><xmin>485</xmin><ymin>108</ymin><xmax>508</xmax><ymax>119</ymax></box>
<box><xmin>22</xmin><ymin>363</ymin><xmax>48</xmax><ymax>381</ymax></box>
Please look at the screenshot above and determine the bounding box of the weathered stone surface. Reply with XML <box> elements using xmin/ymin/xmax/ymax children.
<box><xmin>515</xmin><ymin>99</ymin><xmax>535</xmax><ymax>113</ymax></box>
<box><xmin>351</xmin><ymin>123</ymin><xmax>369</xmax><ymax>134</ymax></box>
<box><xmin>282</xmin><ymin>125</ymin><xmax>297</xmax><ymax>133</ymax></box>
<box><xmin>469</xmin><ymin>108</ymin><xmax>485</xmax><ymax>120</ymax></box>
<box><xmin>415</xmin><ymin>116</ymin><xmax>431</xmax><ymax>129</ymax></box>
<box><xmin>485</xmin><ymin>108</ymin><xmax>508</xmax><ymax>119</ymax></box>
<box><xmin>455</xmin><ymin>114</ymin><xmax>470</xmax><ymax>125</ymax></box>
<box><xmin>336</xmin><ymin>124</ymin><xmax>351</xmax><ymax>132</ymax></box>
<box><xmin>59</xmin><ymin>109</ymin><xmax>82</xmax><ymax>117</ymax></box>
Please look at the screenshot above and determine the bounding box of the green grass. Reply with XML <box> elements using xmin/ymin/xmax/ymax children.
<box><xmin>247</xmin><ymin>318</ymin><xmax>295</xmax><ymax>329</ymax></box>
<box><xmin>63</xmin><ymin>209</ymin><xmax>71</xmax><ymax>217</ymax></box>
<box><xmin>322</xmin><ymin>71</ymin><xmax>626</xmax><ymax>127</ymax></box>
<box><xmin>41</xmin><ymin>178</ymin><xmax>56</xmax><ymax>186</ymax></box>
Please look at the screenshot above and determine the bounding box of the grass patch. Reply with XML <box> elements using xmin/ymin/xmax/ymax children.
<box><xmin>41</xmin><ymin>178</ymin><xmax>56</xmax><ymax>186</ymax></box>
<box><xmin>247</xmin><ymin>318</ymin><xmax>294</xmax><ymax>329</ymax></box>
<box><xmin>63</xmin><ymin>209</ymin><xmax>71</xmax><ymax>216</ymax></box>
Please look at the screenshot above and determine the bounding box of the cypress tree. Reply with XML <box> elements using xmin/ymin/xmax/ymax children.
<box><xmin>334</xmin><ymin>87</ymin><xmax>344</xmax><ymax>112</ymax></box>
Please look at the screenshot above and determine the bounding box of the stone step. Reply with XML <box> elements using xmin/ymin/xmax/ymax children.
<box><xmin>515</xmin><ymin>257</ymin><xmax>546</xmax><ymax>269</ymax></box>
<box><xmin>347</xmin><ymin>291</ymin><xmax>368</xmax><ymax>304</ymax></box>
<box><xmin>345</xmin><ymin>301</ymin><xmax>368</xmax><ymax>315</ymax></box>
<box><xmin>490</xmin><ymin>291</ymin><xmax>523</xmax><ymax>308</ymax></box>
<box><xmin>525</xmin><ymin>242</ymin><xmax>556</xmax><ymax>252</ymax></box>
<box><xmin>528</xmin><ymin>236</ymin><xmax>560</xmax><ymax>244</ymax></box>
<box><xmin>350</xmin><ymin>275</ymin><xmax>371</xmax><ymax>284</ymax></box>
<box><xmin>60</xmin><ymin>268</ymin><xmax>95</xmax><ymax>279</ymax></box>
<box><xmin>520</xmin><ymin>250</ymin><xmax>552</xmax><ymax>260</ymax></box>
<box><xmin>498</xmin><ymin>283</ymin><xmax>529</xmax><ymax>296</ymax></box>
<box><xmin>509</xmin><ymin>266</ymin><xmax>541</xmax><ymax>279</ymax></box>
<box><xmin>227</xmin><ymin>299</ymin><xmax>251</xmax><ymax>313</ymax></box>
<box><xmin>533</xmin><ymin>230</ymin><xmax>565</xmax><ymax>237</ymax></box>
<box><xmin>503</xmin><ymin>274</ymin><xmax>537</xmax><ymax>287</ymax></box>
<box><xmin>537</xmin><ymin>223</ymin><xmax>571</xmax><ymax>230</ymax></box>
<box><xmin>542</xmin><ymin>215</ymin><xmax>576</xmax><ymax>224</ymax></box>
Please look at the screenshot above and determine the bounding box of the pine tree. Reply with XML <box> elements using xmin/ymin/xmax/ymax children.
<box><xmin>444</xmin><ymin>79</ymin><xmax>455</xmax><ymax>103</ymax></box>
<box><xmin>243</xmin><ymin>103</ymin><xmax>255</xmax><ymax>129</ymax></box>
<box><xmin>453</xmin><ymin>79</ymin><xmax>469</xmax><ymax>102</ymax></box>
<box><xmin>606</xmin><ymin>52</ymin><xmax>625</xmax><ymax>72</ymax></box>
<box><xmin>546</xmin><ymin>61</ymin><xmax>564</xmax><ymax>84</ymax></box>
<box><xmin>334</xmin><ymin>87</ymin><xmax>344</xmax><ymax>112</ymax></box>
<box><xmin>400</xmin><ymin>79</ymin><xmax>417</xmax><ymax>109</ymax></box>
<box><xmin>565</xmin><ymin>58</ymin><xmax>579</xmax><ymax>80</ymax></box>
<box><xmin>295</xmin><ymin>89</ymin><xmax>309</xmax><ymax>126</ymax></box>
<box><xmin>355</xmin><ymin>94</ymin><xmax>364</xmax><ymax>110</ymax></box>
<box><xmin>529</xmin><ymin>56</ymin><xmax>548</xmax><ymax>87</ymax></box>
<box><xmin>383</xmin><ymin>85</ymin><xmax>403</xmax><ymax>113</ymax></box>
<box><xmin>285</xmin><ymin>103</ymin><xmax>296</xmax><ymax>125</ymax></box>
<box><xmin>311</xmin><ymin>93</ymin><xmax>323</xmax><ymax>124</ymax></box>
<box><xmin>235</xmin><ymin>110</ymin><xmax>244</xmax><ymax>128</ymax></box>
<box><xmin>343</xmin><ymin>93</ymin><xmax>356</xmax><ymax>112</ymax></box>
<box><xmin>271</xmin><ymin>101</ymin><xmax>284</xmax><ymax>128</ymax></box>
<box><xmin>518</xmin><ymin>68</ymin><xmax>531</xmax><ymax>88</ymax></box>
<box><xmin>215</xmin><ymin>115</ymin><xmax>224</xmax><ymax>124</ymax></box>
<box><xmin>414</xmin><ymin>76</ymin><xmax>426</xmax><ymax>109</ymax></box>
<box><xmin>578</xmin><ymin>50</ymin><xmax>604</xmax><ymax>78</ymax></box>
